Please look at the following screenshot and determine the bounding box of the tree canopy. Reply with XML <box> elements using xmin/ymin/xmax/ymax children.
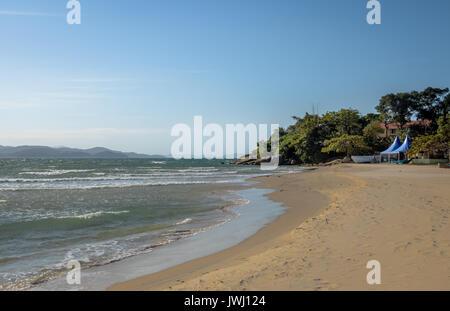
<box><xmin>272</xmin><ymin>86</ymin><xmax>449</xmax><ymax>164</ymax></box>
<box><xmin>322</xmin><ymin>135</ymin><xmax>371</xmax><ymax>156</ymax></box>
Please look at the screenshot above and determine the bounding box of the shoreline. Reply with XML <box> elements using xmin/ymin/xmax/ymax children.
<box><xmin>110</xmin><ymin>164</ymin><xmax>450</xmax><ymax>291</ymax></box>
<box><xmin>25</xmin><ymin>183</ymin><xmax>289</xmax><ymax>291</ymax></box>
<box><xmin>109</xmin><ymin>167</ymin><xmax>330</xmax><ymax>290</ymax></box>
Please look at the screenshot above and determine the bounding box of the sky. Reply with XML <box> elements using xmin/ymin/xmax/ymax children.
<box><xmin>0</xmin><ymin>0</ymin><xmax>449</xmax><ymax>154</ymax></box>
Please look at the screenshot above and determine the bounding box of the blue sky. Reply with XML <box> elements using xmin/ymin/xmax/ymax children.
<box><xmin>1</xmin><ymin>0</ymin><xmax>449</xmax><ymax>154</ymax></box>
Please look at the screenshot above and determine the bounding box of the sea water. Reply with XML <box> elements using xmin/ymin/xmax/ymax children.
<box><xmin>0</xmin><ymin>158</ymin><xmax>306</xmax><ymax>290</ymax></box>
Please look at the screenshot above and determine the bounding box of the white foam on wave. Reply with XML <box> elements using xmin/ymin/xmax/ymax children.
<box><xmin>56</xmin><ymin>210</ymin><xmax>130</xmax><ymax>220</ymax></box>
<box><xmin>19</xmin><ymin>169</ymin><xmax>94</xmax><ymax>176</ymax></box>
<box><xmin>230</xmin><ymin>198</ymin><xmax>250</xmax><ymax>206</ymax></box>
<box><xmin>178</xmin><ymin>167</ymin><xmax>219</xmax><ymax>172</ymax></box>
<box><xmin>0</xmin><ymin>180</ymin><xmax>234</xmax><ymax>191</ymax></box>
<box><xmin>175</xmin><ymin>218</ymin><xmax>192</xmax><ymax>225</ymax></box>
<box><xmin>0</xmin><ymin>171</ymin><xmax>235</xmax><ymax>183</ymax></box>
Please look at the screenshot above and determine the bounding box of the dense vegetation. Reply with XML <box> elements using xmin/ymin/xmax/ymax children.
<box><xmin>271</xmin><ymin>87</ymin><xmax>449</xmax><ymax>165</ymax></box>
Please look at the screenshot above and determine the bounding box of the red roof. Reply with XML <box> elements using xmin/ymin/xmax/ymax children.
<box><xmin>379</xmin><ymin>120</ymin><xmax>431</xmax><ymax>130</ymax></box>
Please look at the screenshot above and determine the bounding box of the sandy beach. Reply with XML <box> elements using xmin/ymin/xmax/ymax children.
<box><xmin>110</xmin><ymin>164</ymin><xmax>449</xmax><ymax>291</ymax></box>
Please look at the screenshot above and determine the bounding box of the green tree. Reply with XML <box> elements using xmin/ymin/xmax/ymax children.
<box><xmin>407</xmin><ymin>134</ymin><xmax>448</xmax><ymax>158</ymax></box>
<box><xmin>412</xmin><ymin>87</ymin><xmax>449</xmax><ymax>133</ymax></box>
<box><xmin>279</xmin><ymin>113</ymin><xmax>331</xmax><ymax>164</ymax></box>
<box><xmin>376</xmin><ymin>92</ymin><xmax>415</xmax><ymax>136</ymax></box>
<box><xmin>321</xmin><ymin>109</ymin><xmax>362</xmax><ymax>137</ymax></box>
<box><xmin>437</xmin><ymin>113</ymin><xmax>450</xmax><ymax>140</ymax></box>
<box><xmin>408</xmin><ymin>114</ymin><xmax>450</xmax><ymax>159</ymax></box>
<box><xmin>268</xmin><ymin>87</ymin><xmax>448</xmax><ymax>165</ymax></box>
<box><xmin>441</xmin><ymin>94</ymin><xmax>450</xmax><ymax>127</ymax></box>
<box><xmin>322</xmin><ymin>135</ymin><xmax>371</xmax><ymax>156</ymax></box>
<box><xmin>364</xmin><ymin>113</ymin><xmax>382</xmax><ymax>123</ymax></box>
<box><xmin>363</xmin><ymin>120</ymin><xmax>384</xmax><ymax>138</ymax></box>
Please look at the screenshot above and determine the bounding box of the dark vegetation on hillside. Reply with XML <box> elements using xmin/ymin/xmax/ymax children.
<box><xmin>268</xmin><ymin>87</ymin><xmax>449</xmax><ymax>165</ymax></box>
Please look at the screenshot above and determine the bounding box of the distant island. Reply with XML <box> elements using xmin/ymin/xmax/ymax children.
<box><xmin>0</xmin><ymin>146</ymin><xmax>166</xmax><ymax>159</ymax></box>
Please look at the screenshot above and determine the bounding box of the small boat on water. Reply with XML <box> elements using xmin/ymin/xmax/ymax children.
<box><xmin>351</xmin><ymin>155</ymin><xmax>380</xmax><ymax>163</ymax></box>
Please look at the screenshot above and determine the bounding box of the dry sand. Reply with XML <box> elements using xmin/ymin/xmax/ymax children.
<box><xmin>110</xmin><ymin>164</ymin><xmax>449</xmax><ymax>291</ymax></box>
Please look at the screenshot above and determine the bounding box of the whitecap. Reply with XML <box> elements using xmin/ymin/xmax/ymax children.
<box><xmin>19</xmin><ymin>169</ymin><xmax>93</xmax><ymax>176</ymax></box>
<box><xmin>56</xmin><ymin>210</ymin><xmax>130</xmax><ymax>220</ymax></box>
<box><xmin>175</xmin><ymin>218</ymin><xmax>192</xmax><ymax>225</ymax></box>
<box><xmin>0</xmin><ymin>180</ymin><xmax>234</xmax><ymax>191</ymax></box>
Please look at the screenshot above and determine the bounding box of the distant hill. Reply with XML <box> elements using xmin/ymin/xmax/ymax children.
<box><xmin>0</xmin><ymin>145</ymin><xmax>166</xmax><ymax>159</ymax></box>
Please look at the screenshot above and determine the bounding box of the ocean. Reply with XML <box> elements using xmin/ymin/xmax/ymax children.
<box><xmin>0</xmin><ymin>158</ymin><xmax>306</xmax><ymax>290</ymax></box>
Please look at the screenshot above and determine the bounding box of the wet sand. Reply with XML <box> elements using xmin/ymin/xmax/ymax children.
<box><xmin>110</xmin><ymin>164</ymin><xmax>449</xmax><ymax>291</ymax></box>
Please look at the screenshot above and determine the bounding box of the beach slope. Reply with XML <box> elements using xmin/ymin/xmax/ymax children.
<box><xmin>110</xmin><ymin>164</ymin><xmax>449</xmax><ymax>291</ymax></box>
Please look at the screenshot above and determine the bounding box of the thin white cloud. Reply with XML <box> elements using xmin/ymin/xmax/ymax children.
<box><xmin>0</xmin><ymin>101</ymin><xmax>46</xmax><ymax>110</ymax></box>
<box><xmin>36</xmin><ymin>92</ymin><xmax>107</xmax><ymax>100</ymax></box>
<box><xmin>0</xmin><ymin>91</ymin><xmax>106</xmax><ymax>109</ymax></box>
<box><xmin>0</xmin><ymin>10</ymin><xmax>62</xmax><ymax>17</ymax></box>
<box><xmin>69</xmin><ymin>78</ymin><xmax>128</xmax><ymax>83</ymax></box>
